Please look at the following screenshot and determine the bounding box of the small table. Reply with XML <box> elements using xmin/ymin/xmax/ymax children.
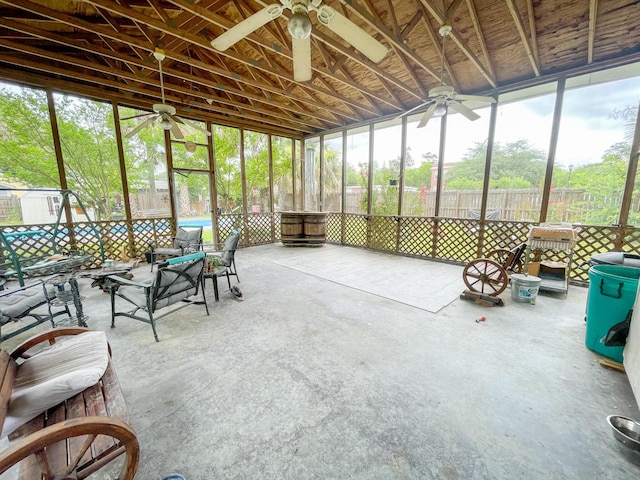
<box><xmin>203</xmin><ymin>254</ymin><xmax>228</xmax><ymax>302</ymax></box>
<box><xmin>44</xmin><ymin>273</ymin><xmax>87</xmax><ymax>327</ymax></box>
<box><xmin>86</xmin><ymin>262</ymin><xmax>135</xmax><ymax>291</ymax></box>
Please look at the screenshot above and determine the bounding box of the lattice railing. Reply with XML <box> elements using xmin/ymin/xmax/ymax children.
<box><xmin>242</xmin><ymin>213</ymin><xmax>274</xmax><ymax>246</ymax></box>
<box><xmin>4</xmin><ymin>214</ymin><xmax>638</xmax><ymax>286</ymax></box>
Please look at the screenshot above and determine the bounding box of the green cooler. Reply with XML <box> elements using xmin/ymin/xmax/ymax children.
<box><xmin>586</xmin><ymin>265</ymin><xmax>640</xmax><ymax>362</ymax></box>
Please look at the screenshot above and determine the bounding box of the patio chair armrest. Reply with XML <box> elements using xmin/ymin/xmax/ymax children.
<box><xmin>161</xmin><ymin>252</ymin><xmax>205</xmax><ymax>266</ymax></box>
<box><xmin>105</xmin><ymin>275</ymin><xmax>150</xmax><ymax>289</ymax></box>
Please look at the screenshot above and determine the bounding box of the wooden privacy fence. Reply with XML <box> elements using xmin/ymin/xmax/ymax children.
<box><xmin>347</xmin><ymin>188</ymin><xmax>635</xmax><ymax>224</ymax></box>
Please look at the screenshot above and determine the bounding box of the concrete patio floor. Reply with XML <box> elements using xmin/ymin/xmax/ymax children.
<box><xmin>2</xmin><ymin>243</ymin><xmax>640</xmax><ymax>479</ymax></box>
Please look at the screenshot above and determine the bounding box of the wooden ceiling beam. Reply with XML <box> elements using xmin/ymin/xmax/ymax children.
<box><xmin>337</xmin><ymin>0</ymin><xmax>441</xmax><ymax>82</ymax></box>
<box><xmin>446</xmin><ymin>0</ymin><xmax>465</xmax><ymax>18</ymax></box>
<box><xmin>0</xmin><ymin>65</ymin><xmax>302</xmax><ymax>137</ymax></box>
<box><xmin>83</xmin><ymin>0</ymin><xmax>390</xmax><ymax>116</ymax></box>
<box><xmin>525</xmin><ymin>0</ymin><xmax>540</xmax><ymax>68</ymax></box>
<box><xmin>465</xmin><ymin>0</ymin><xmax>496</xmax><ymax>84</ymax></box>
<box><xmin>0</xmin><ymin>1</ymin><xmax>352</xmax><ymax>123</ymax></box>
<box><xmin>400</xmin><ymin>11</ymin><xmax>424</xmax><ymax>38</ymax></box>
<box><xmin>345</xmin><ymin>0</ymin><xmax>427</xmax><ymax>99</ymax></box>
<box><xmin>169</xmin><ymin>0</ymin><xmax>408</xmax><ymax>111</ymax></box>
<box><xmin>505</xmin><ymin>0</ymin><xmax>540</xmax><ymax>77</ymax></box>
<box><xmin>383</xmin><ymin>0</ymin><xmax>400</xmax><ymax>36</ymax></box>
<box><xmin>0</xmin><ymin>35</ymin><xmax>332</xmax><ymax>129</ymax></box>
<box><xmin>417</xmin><ymin>0</ymin><xmax>497</xmax><ymax>88</ymax></box>
<box><xmin>146</xmin><ymin>0</ymin><xmax>171</xmax><ymax>25</ymax></box>
<box><xmin>0</xmin><ymin>52</ymin><xmax>316</xmax><ymax>133</ymax></box>
<box><xmin>588</xmin><ymin>0</ymin><xmax>599</xmax><ymax>64</ymax></box>
<box><xmin>249</xmin><ymin>0</ymin><xmax>419</xmax><ymax>106</ymax></box>
<box><xmin>418</xmin><ymin>11</ymin><xmax>459</xmax><ymax>91</ymax></box>
<box><xmin>315</xmin><ymin>42</ymin><xmax>373</xmax><ymax>118</ymax></box>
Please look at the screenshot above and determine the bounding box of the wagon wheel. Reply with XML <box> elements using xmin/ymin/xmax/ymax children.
<box><xmin>486</xmin><ymin>248</ymin><xmax>524</xmax><ymax>273</ymax></box>
<box><xmin>0</xmin><ymin>417</ymin><xmax>139</xmax><ymax>480</ymax></box>
<box><xmin>463</xmin><ymin>258</ymin><xmax>509</xmax><ymax>296</ymax></box>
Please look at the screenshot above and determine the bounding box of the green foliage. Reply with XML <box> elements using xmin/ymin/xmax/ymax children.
<box><xmin>214</xmin><ymin>126</ymin><xmax>242</xmax><ymax>213</ymax></box>
<box><xmin>446</xmin><ymin>139</ymin><xmax>547</xmax><ymax>188</ymax></box>
<box><xmin>405</xmin><ymin>162</ymin><xmax>433</xmax><ymax>188</ymax></box>
<box><xmin>566</xmin><ymin>142</ymin><xmax>631</xmax><ymax>224</ymax></box>
<box><xmin>0</xmin><ymin>87</ymin><xmax>59</xmax><ymax>187</ymax></box>
<box><xmin>0</xmin><ymin>88</ymin><xmax>125</xmax><ymax>220</ymax></box>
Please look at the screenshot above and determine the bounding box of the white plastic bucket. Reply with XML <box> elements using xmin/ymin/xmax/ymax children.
<box><xmin>511</xmin><ymin>274</ymin><xmax>542</xmax><ymax>303</ymax></box>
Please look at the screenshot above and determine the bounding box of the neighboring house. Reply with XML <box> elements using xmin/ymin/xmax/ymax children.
<box><xmin>19</xmin><ymin>190</ymin><xmax>92</xmax><ymax>225</ymax></box>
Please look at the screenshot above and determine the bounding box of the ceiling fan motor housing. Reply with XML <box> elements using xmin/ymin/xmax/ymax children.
<box><xmin>153</xmin><ymin>103</ymin><xmax>176</xmax><ymax>115</ymax></box>
<box><xmin>428</xmin><ymin>85</ymin><xmax>456</xmax><ymax>99</ymax></box>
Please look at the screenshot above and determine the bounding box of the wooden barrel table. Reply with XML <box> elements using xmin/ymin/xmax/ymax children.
<box><xmin>280</xmin><ymin>212</ymin><xmax>327</xmax><ymax>246</ymax></box>
<box><xmin>280</xmin><ymin>212</ymin><xmax>304</xmax><ymax>245</ymax></box>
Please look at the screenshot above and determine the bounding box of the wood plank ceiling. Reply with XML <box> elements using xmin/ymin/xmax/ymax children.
<box><xmin>0</xmin><ymin>0</ymin><xmax>639</xmax><ymax>138</ymax></box>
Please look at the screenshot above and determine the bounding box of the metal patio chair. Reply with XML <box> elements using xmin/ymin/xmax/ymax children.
<box><xmin>107</xmin><ymin>252</ymin><xmax>209</xmax><ymax>342</ymax></box>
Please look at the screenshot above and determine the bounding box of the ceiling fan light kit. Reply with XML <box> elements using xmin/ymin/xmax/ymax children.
<box><xmin>288</xmin><ymin>1</ymin><xmax>313</xmax><ymax>39</ymax></box>
<box><xmin>432</xmin><ymin>103</ymin><xmax>447</xmax><ymax>118</ymax></box>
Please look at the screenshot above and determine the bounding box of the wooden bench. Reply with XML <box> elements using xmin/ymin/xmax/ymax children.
<box><xmin>0</xmin><ymin>327</ymin><xmax>139</xmax><ymax>479</ymax></box>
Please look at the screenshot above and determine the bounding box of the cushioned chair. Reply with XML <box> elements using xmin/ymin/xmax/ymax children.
<box><xmin>107</xmin><ymin>252</ymin><xmax>209</xmax><ymax>342</ymax></box>
<box><xmin>0</xmin><ymin>281</ymin><xmax>71</xmax><ymax>342</ymax></box>
<box><xmin>204</xmin><ymin>232</ymin><xmax>240</xmax><ymax>290</ymax></box>
<box><xmin>148</xmin><ymin>227</ymin><xmax>203</xmax><ymax>271</ymax></box>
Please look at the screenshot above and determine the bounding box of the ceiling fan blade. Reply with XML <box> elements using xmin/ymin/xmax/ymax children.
<box><xmin>120</xmin><ymin>112</ymin><xmax>154</xmax><ymax>121</ymax></box>
<box><xmin>211</xmin><ymin>4</ymin><xmax>283</xmax><ymax>51</ymax></box>
<box><xmin>167</xmin><ymin>116</ymin><xmax>185</xmax><ymax>140</ymax></box>
<box><xmin>125</xmin><ymin>116</ymin><xmax>157</xmax><ymax>138</ymax></box>
<box><xmin>395</xmin><ymin>100</ymin><xmax>432</xmax><ymax>121</ymax></box>
<box><xmin>456</xmin><ymin>93</ymin><xmax>496</xmax><ymax>103</ymax></box>
<box><xmin>292</xmin><ymin>36</ymin><xmax>312</xmax><ymax>82</ymax></box>
<box><xmin>316</xmin><ymin>6</ymin><xmax>388</xmax><ymax>63</ymax></box>
<box><xmin>448</xmin><ymin>101</ymin><xmax>481</xmax><ymax>121</ymax></box>
<box><xmin>174</xmin><ymin>116</ymin><xmax>212</xmax><ymax>136</ymax></box>
<box><xmin>417</xmin><ymin>103</ymin><xmax>438</xmax><ymax>128</ymax></box>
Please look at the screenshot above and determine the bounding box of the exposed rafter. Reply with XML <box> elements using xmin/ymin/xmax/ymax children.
<box><xmin>588</xmin><ymin>0</ymin><xmax>599</xmax><ymax>64</ymax></box>
<box><xmin>505</xmin><ymin>0</ymin><xmax>540</xmax><ymax>77</ymax></box>
<box><xmin>0</xmin><ymin>0</ymin><xmax>635</xmax><ymax>137</ymax></box>
<box><xmin>416</xmin><ymin>0</ymin><xmax>497</xmax><ymax>88</ymax></box>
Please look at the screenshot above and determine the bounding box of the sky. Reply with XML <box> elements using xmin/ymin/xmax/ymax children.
<box><xmin>343</xmin><ymin>66</ymin><xmax>640</xmax><ymax>170</ymax></box>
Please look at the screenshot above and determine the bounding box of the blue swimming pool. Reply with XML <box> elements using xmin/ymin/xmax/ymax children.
<box><xmin>179</xmin><ymin>218</ymin><xmax>212</xmax><ymax>228</ymax></box>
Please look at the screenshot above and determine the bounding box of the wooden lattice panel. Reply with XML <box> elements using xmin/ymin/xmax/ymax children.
<box><xmin>622</xmin><ymin>227</ymin><xmax>640</xmax><ymax>253</ymax></box>
<box><xmin>343</xmin><ymin>214</ymin><xmax>367</xmax><ymax>247</ymax></box>
<box><xmin>326</xmin><ymin>213</ymin><xmax>342</xmax><ymax>243</ymax></box>
<box><xmin>434</xmin><ymin>218</ymin><xmax>479</xmax><ymax>262</ymax></box>
<box><xmin>246</xmin><ymin>214</ymin><xmax>273</xmax><ymax>245</ymax></box>
<box><xmin>399</xmin><ymin>217</ymin><xmax>435</xmax><ymax>257</ymax></box>
<box><xmin>368</xmin><ymin>216</ymin><xmax>398</xmax><ymax>252</ymax></box>
<box><xmin>481</xmin><ymin>221</ymin><xmax>531</xmax><ymax>254</ymax></box>
<box><xmin>131</xmin><ymin>219</ymin><xmax>174</xmax><ymax>259</ymax></box>
<box><xmin>2</xmin><ymin>225</ymin><xmax>55</xmax><ymax>265</ymax></box>
<box><xmin>571</xmin><ymin>225</ymin><xmax>619</xmax><ymax>283</ymax></box>
<box><xmin>217</xmin><ymin>215</ymin><xmax>242</xmax><ymax>245</ymax></box>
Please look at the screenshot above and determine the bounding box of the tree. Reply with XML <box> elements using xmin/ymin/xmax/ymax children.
<box><xmin>566</xmin><ymin>142</ymin><xmax>631</xmax><ymax>224</ymax></box>
<box><xmin>0</xmin><ymin>87</ymin><xmax>124</xmax><ymax>220</ymax></box>
<box><xmin>445</xmin><ymin>139</ymin><xmax>547</xmax><ymax>190</ymax></box>
<box><xmin>213</xmin><ymin>125</ymin><xmax>242</xmax><ymax>214</ymax></box>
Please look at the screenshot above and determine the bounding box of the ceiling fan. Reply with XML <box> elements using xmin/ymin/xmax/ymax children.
<box><xmin>404</xmin><ymin>23</ymin><xmax>496</xmax><ymax>128</ymax></box>
<box><xmin>210</xmin><ymin>0</ymin><xmax>388</xmax><ymax>82</ymax></box>
<box><xmin>122</xmin><ymin>48</ymin><xmax>212</xmax><ymax>141</ymax></box>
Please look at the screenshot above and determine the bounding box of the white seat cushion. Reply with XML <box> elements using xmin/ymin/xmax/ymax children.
<box><xmin>2</xmin><ymin>331</ymin><xmax>110</xmax><ymax>437</ymax></box>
